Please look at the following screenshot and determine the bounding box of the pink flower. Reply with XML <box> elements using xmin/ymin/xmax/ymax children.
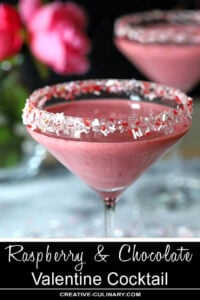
<box><xmin>19</xmin><ymin>0</ymin><xmax>42</xmax><ymax>25</ymax></box>
<box><xmin>0</xmin><ymin>4</ymin><xmax>23</xmax><ymax>61</ymax></box>
<box><xmin>19</xmin><ymin>1</ymin><xmax>91</xmax><ymax>75</ymax></box>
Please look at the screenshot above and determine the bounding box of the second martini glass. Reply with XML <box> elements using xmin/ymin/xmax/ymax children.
<box><xmin>114</xmin><ymin>10</ymin><xmax>200</xmax><ymax>218</ymax></box>
<box><xmin>22</xmin><ymin>79</ymin><xmax>192</xmax><ymax>237</ymax></box>
<box><xmin>114</xmin><ymin>10</ymin><xmax>200</xmax><ymax>92</ymax></box>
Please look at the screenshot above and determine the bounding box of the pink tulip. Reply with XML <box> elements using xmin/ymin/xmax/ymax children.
<box><xmin>22</xmin><ymin>1</ymin><xmax>91</xmax><ymax>75</ymax></box>
<box><xmin>0</xmin><ymin>4</ymin><xmax>23</xmax><ymax>61</ymax></box>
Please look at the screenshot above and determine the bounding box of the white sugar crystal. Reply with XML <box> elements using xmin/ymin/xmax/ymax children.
<box><xmin>137</xmin><ymin>128</ymin><xmax>143</xmax><ymax>137</ymax></box>
<box><xmin>100</xmin><ymin>129</ymin><xmax>108</xmax><ymax>136</ymax></box>
<box><xmin>106</xmin><ymin>79</ymin><xmax>116</xmax><ymax>86</ymax></box>
<box><xmin>55</xmin><ymin>113</ymin><xmax>65</xmax><ymax>123</ymax></box>
<box><xmin>132</xmin><ymin>129</ymin><xmax>138</xmax><ymax>140</ymax></box>
<box><xmin>74</xmin><ymin>130</ymin><xmax>81</xmax><ymax>139</ymax></box>
<box><xmin>92</xmin><ymin>118</ymin><xmax>100</xmax><ymax>126</ymax></box>
<box><xmin>157</xmin><ymin>125</ymin><xmax>164</xmax><ymax>131</ymax></box>
<box><xmin>162</xmin><ymin>113</ymin><xmax>169</xmax><ymax>122</ymax></box>
<box><xmin>109</xmin><ymin>124</ymin><xmax>116</xmax><ymax>133</ymax></box>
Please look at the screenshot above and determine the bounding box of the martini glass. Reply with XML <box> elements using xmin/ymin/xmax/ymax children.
<box><xmin>114</xmin><ymin>10</ymin><xmax>200</xmax><ymax>220</ymax></box>
<box><xmin>22</xmin><ymin>79</ymin><xmax>192</xmax><ymax>237</ymax></box>
<box><xmin>114</xmin><ymin>10</ymin><xmax>200</xmax><ymax>92</ymax></box>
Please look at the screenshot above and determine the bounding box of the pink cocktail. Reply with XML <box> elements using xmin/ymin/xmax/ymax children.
<box><xmin>114</xmin><ymin>10</ymin><xmax>200</xmax><ymax>91</ymax></box>
<box><xmin>22</xmin><ymin>79</ymin><xmax>192</xmax><ymax>236</ymax></box>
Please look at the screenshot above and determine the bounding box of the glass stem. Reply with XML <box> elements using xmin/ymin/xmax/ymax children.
<box><xmin>104</xmin><ymin>198</ymin><xmax>116</xmax><ymax>237</ymax></box>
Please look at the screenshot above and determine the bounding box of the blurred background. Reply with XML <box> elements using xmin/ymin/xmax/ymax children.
<box><xmin>0</xmin><ymin>0</ymin><xmax>200</xmax><ymax>237</ymax></box>
<box><xmin>4</xmin><ymin>0</ymin><xmax>200</xmax><ymax>94</ymax></box>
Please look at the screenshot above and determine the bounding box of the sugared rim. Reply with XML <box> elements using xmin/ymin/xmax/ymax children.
<box><xmin>22</xmin><ymin>79</ymin><xmax>192</xmax><ymax>140</ymax></box>
<box><xmin>114</xmin><ymin>10</ymin><xmax>200</xmax><ymax>44</ymax></box>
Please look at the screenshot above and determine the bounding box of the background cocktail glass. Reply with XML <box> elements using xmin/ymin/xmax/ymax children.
<box><xmin>22</xmin><ymin>79</ymin><xmax>192</xmax><ymax>237</ymax></box>
<box><xmin>114</xmin><ymin>10</ymin><xmax>200</xmax><ymax>91</ymax></box>
<box><xmin>114</xmin><ymin>10</ymin><xmax>200</xmax><ymax>219</ymax></box>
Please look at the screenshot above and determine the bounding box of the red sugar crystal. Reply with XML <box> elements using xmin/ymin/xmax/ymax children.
<box><xmin>83</xmin><ymin>119</ymin><xmax>90</xmax><ymax>127</ymax></box>
<box><xmin>145</xmin><ymin>131</ymin><xmax>151</xmax><ymax>136</ymax></box>
<box><xmin>135</xmin><ymin>120</ymin><xmax>140</xmax><ymax>126</ymax></box>
<box><xmin>122</xmin><ymin>121</ymin><xmax>128</xmax><ymax>127</ymax></box>
<box><xmin>101</xmin><ymin>125</ymin><xmax>106</xmax><ymax>131</ymax></box>
<box><xmin>175</xmin><ymin>96</ymin><xmax>181</xmax><ymax>104</ymax></box>
<box><xmin>127</xmin><ymin>129</ymin><xmax>133</xmax><ymax>136</ymax></box>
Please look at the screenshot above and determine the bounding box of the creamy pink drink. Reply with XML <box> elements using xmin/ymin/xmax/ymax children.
<box><xmin>26</xmin><ymin>98</ymin><xmax>191</xmax><ymax>199</ymax></box>
<box><xmin>114</xmin><ymin>10</ymin><xmax>200</xmax><ymax>91</ymax></box>
<box><xmin>22</xmin><ymin>79</ymin><xmax>192</xmax><ymax>236</ymax></box>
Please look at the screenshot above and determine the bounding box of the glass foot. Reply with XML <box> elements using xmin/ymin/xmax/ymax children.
<box><xmin>0</xmin><ymin>143</ymin><xmax>46</xmax><ymax>182</ymax></box>
<box><xmin>136</xmin><ymin>174</ymin><xmax>200</xmax><ymax>211</ymax></box>
<box><xmin>128</xmin><ymin>173</ymin><xmax>200</xmax><ymax>237</ymax></box>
